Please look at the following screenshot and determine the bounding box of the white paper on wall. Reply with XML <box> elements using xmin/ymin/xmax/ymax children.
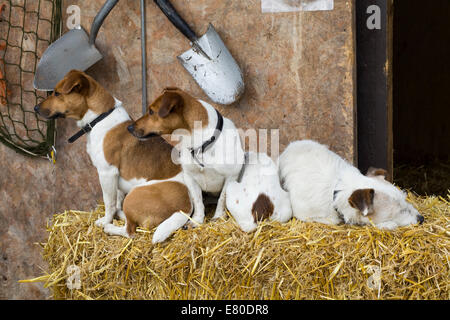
<box><xmin>261</xmin><ymin>0</ymin><xmax>334</xmax><ymax>13</ymax></box>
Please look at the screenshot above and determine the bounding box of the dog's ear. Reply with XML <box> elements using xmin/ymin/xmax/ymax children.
<box><xmin>366</xmin><ymin>167</ymin><xmax>388</xmax><ymax>180</ymax></box>
<box><xmin>349</xmin><ymin>189</ymin><xmax>375</xmax><ymax>216</ymax></box>
<box><xmin>59</xmin><ymin>70</ymin><xmax>90</xmax><ymax>95</ymax></box>
<box><xmin>163</xmin><ymin>87</ymin><xmax>181</xmax><ymax>92</ymax></box>
<box><xmin>159</xmin><ymin>92</ymin><xmax>183</xmax><ymax>118</ymax></box>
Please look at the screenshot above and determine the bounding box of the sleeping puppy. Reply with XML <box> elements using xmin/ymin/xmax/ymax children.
<box><xmin>226</xmin><ymin>152</ymin><xmax>292</xmax><ymax>232</ymax></box>
<box><xmin>279</xmin><ymin>140</ymin><xmax>424</xmax><ymax>229</ymax></box>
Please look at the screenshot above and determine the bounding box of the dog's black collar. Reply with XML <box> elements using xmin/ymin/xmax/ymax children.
<box><xmin>68</xmin><ymin>108</ymin><xmax>115</xmax><ymax>144</ymax></box>
<box><xmin>237</xmin><ymin>152</ymin><xmax>249</xmax><ymax>183</ymax></box>
<box><xmin>333</xmin><ymin>189</ymin><xmax>346</xmax><ymax>223</ymax></box>
<box><xmin>333</xmin><ymin>190</ymin><xmax>342</xmax><ymax>202</ymax></box>
<box><xmin>189</xmin><ymin>109</ymin><xmax>224</xmax><ymax>167</ymax></box>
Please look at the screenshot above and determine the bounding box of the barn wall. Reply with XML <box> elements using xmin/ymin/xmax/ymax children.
<box><xmin>0</xmin><ymin>0</ymin><xmax>356</xmax><ymax>299</ymax></box>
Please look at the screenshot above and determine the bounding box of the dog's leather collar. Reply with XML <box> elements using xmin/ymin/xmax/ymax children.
<box><xmin>333</xmin><ymin>189</ymin><xmax>345</xmax><ymax>223</ymax></box>
<box><xmin>68</xmin><ymin>108</ymin><xmax>115</xmax><ymax>144</ymax></box>
<box><xmin>333</xmin><ymin>190</ymin><xmax>341</xmax><ymax>202</ymax></box>
<box><xmin>189</xmin><ymin>109</ymin><xmax>224</xmax><ymax>167</ymax></box>
<box><xmin>237</xmin><ymin>152</ymin><xmax>249</xmax><ymax>183</ymax></box>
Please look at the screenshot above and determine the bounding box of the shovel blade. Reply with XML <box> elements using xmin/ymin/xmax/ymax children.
<box><xmin>178</xmin><ymin>24</ymin><xmax>244</xmax><ymax>105</ymax></box>
<box><xmin>33</xmin><ymin>28</ymin><xmax>103</xmax><ymax>91</ymax></box>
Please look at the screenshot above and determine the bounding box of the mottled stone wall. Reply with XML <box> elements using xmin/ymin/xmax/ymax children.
<box><xmin>0</xmin><ymin>0</ymin><xmax>355</xmax><ymax>299</ymax></box>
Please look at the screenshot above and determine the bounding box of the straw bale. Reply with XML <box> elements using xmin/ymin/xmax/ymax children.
<box><xmin>23</xmin><ymin>193</ymin><xmax>450</xmax><ymax>300</ymax></box>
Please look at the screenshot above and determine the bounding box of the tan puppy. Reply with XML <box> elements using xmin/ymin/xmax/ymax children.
<box><xmin>123</xmin><ymin>182</ymin><xmax>192</xmax><ymax>237</ymax></box>
<box><xmin>34</xmin><ymin>70</ymin><xmax>193</xmax><ymax>242</ymax></box>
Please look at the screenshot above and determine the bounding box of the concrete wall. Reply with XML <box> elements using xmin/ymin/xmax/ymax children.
<box><xmin>0</xmin><ymin>0</ymin><xmax>355</xmax><ymax>299</ymax></box>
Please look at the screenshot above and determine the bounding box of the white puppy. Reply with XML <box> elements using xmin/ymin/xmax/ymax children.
<box><xmin>226</xmin><ymin>152</ymin><xmax>292</xmax><ymax>232</ymax></box>
<box><xmin>279</xmin><ymin>140</ymin><xmax>424</xmax><ymax>230</ymax></box>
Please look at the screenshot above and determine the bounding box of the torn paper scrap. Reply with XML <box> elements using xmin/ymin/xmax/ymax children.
<box><xmin>261</xmin><ymin>0</ymin><xmax>334</xmax><ymax>13</ymax></box>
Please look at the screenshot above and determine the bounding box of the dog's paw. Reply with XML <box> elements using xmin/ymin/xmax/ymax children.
<box><xmin>115</xmin><ymin>210</ymin><xmax>126</xmax><ymax>221</ymax></box>
<box><xmin>183</xmin><ymin>223</ymin><xmax>196</xmax><ymax>230</ymax></box>
<box><xmin>211</xmin><ymin>208</ymin><xmax>226</xmax><ymax>221</ymax></box>
<box><xmin>95</xmin><ymin>216</ymin><xmax>112</xmax><ymax>228</ymax></box>
<box><xmin>210</xmin><ymin>215</ymin><xmax>224</xmax><ymax>222</ymax></box>
<box><xmin>104</xmin><ymin>223</ymin><xmax>130</xmax><ymax>237</ymax></box>
<box><xmin>186</xmin><ymin>217</ymin><xmax>204</xmax><ymax>228</ymax></box>
<box><xmin>152</xmin><ymin>229</ymin><xmax>170</xmax><ymax>244</ymax></box>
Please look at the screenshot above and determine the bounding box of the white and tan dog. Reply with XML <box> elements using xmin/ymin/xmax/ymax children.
<box><xmin>226</xmin><ymin>152</ymin><xmax>292</xmax><ymax>232</ymax></box>
<box><xmin>128</xmin><ymin>88</ymin><xmax>245</xmax><ymax>226</ymax></box>
<box><xmin>35</xmin><ymin>70</ymin><xmax>193</xmax><ymax>243</ymax></box>
<box><xmin>279</xmin><ymin>140</ymin><xmax>424</xmax><ymax>229</ymax></box>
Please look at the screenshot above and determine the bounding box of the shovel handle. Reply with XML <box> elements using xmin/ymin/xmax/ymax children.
<box><xmin>89</xmin><ymin>0</ymin><xmax>120</xmax><ymax>45</ymax></box>
<box><xmin>153</xmin><ymin>0</ymin><xmax>198</xmax><ymax>43</ymax></box>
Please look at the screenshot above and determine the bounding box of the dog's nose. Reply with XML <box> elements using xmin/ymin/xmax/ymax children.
<box><xmin>418</xmin><ymin>215</ymin><xmax>425</xmax><ymax>224</ymax></box>
<box><xmin>34</xmin><ymin>105</ymin><xmax>40</xmax><ymax>113</ymax></box>
<box><xmin>127</xmin><ymin>124</ymin><xmax>135</xmax><ymax>134</ymax></box>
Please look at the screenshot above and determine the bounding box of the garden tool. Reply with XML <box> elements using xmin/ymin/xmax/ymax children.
<box><xmin>34</xmin><ymin>0</ymin><xmax>119</xmax><ymax>91</ymax></box>
<box><xmin>140</xmin><ymin>0</ymin><xmax>148</xmax><ymax>115</ymax></box>
<box><xmin>153</xmin><ymin>0</ymin><xmax>244</xmax><ymax>105</ymax></box>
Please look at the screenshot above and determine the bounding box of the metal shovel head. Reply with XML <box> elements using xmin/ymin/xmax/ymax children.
<box><xmin>178</xmin><ymin>24</ymin><xmax>244</xmax><ymax>105</ymax></box>
<box><xmin>33</xmin><ymin>28</ymin><xmax>103</xmax><ymax>91</ymax></box>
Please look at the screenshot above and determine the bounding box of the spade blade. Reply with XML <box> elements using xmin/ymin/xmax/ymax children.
<box><xmin>34</xmin><ymin>28</ymin><xmax>103</xmax><ymax>91</ymax></box>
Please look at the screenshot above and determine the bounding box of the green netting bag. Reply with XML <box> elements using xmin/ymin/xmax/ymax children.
<box><xmin>0</xmin><ymin>0</ymin><xmax>62</xmax><ymax>159</ymax></box>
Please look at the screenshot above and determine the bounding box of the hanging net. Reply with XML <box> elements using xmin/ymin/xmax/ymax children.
<box><xmin>0</xmin><ymin>0</ymin><xmax>62</xmax><ymax>158</ymax></box>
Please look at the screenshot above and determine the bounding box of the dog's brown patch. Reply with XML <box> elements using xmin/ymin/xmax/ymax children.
<box><xmin>131</xmin><ymin>88</ymin><xmax>209</xmax><ymax>138</ymax></box>
<box><xmin>158</xmin><ymin>91</ymin><xmax>183</xmax><ymax>118</ymax></box>
<box><xmin>366</xmin><ymin>167</ymin><xmax>388</xmax><ymax>180</ymax></box>
<box><xmin>59</xmin><ymin>70</ymin><xmax>90</xmax><ymax>95</ymax></box>
<box><xmin>349</xmin><ymin>189</ymin><xmax>375</xmax><ymax>216</ymax></box>
<box><xmin>103</xmin><ymin>121</ymin><xmax>181</xmax><ymax>181</ymax></box>
<box><xmin>37</xmin><ymin>70</ymin><xmax>115</xmax><ymax>120</ymax></box>
<box><xmin>252</xmin><ymin>193</ymin><xmax>274</xmax><ymax>223</ymax></box>
<box><xmin>123</xmin><ymin>181</ymin><xmax>192</xmax><ymax>235</ymax></box>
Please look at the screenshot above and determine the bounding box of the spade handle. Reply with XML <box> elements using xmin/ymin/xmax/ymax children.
<box><xmin>153</xmin><ymin>0</ymin><xmax>198</xmax><ymax>43</ymax></box>
<box><xmin>89</xmin><ymin>0</ymin><xmax>120</xmax><ymax>45</ymax></box>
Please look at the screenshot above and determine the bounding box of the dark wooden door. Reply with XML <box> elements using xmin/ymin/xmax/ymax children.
<box><xmin>356</xmin><ymin>0</ymin><xmax>393</xmax><ymax>179</ymax></box>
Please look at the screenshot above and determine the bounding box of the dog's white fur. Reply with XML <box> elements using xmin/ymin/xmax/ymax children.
<box><xmin>279</xmin><ymin>140</ymin><xmax>423</xmax><ymax>229</ymax></box>
<box><xmin>81</xmin><ymin>99</ymin><xmax>190</xmax><ymax>242</ymax></box>
<box><xmin>226</xmin><ymin>152</ymin><xmax>292</xmax><ymax>232</ymax></box>
<box><xmin>172</xmin><ymin>100</ymin><xmax>245</xmax><ymax>226</ymax></box>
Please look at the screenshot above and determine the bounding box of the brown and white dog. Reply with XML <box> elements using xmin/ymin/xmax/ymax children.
<box><xmin>128</xmin><ymin>88</ymin><xmax>245</xmax><ymax>227</ymax></box>
<box><xmin>34</xmin><ymin>70</ymin><xmax>193</xmax><ymax>243</ymax></box>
